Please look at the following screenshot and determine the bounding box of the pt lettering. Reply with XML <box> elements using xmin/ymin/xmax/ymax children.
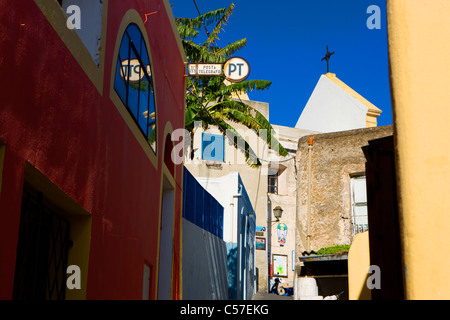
<box><xmin>228</xmin><ymin>63</ymin><xmax>244</xmax><ymax>76</ymax></box>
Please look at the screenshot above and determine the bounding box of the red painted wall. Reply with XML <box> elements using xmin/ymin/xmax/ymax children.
<box><xmin>0</xmin><ymin>0</ymin><xmax>185</xmax><ymax>299</ymax></box>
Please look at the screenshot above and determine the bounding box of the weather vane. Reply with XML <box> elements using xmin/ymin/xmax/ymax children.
<box><xmin>321</xmin><ymin>45</ymin><xmax>335</xmax><ymax>73</ymax></box>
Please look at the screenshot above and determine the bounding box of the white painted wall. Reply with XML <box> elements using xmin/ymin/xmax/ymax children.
<box><xmin>182</xmin><ymin>219</ymin><xmax>229</xmax><ymax>300</ymax></box>
<box><xmin>295</xmin><ymin>75</ymin><xmax>368</xmax><ymax>133</ymax></box>
<box><xmin>195</xmin><ymin>173</ymin><xmax>256</xmax><ymax>300</ymax></box>
<box><xmin>196</xmin><ymin>173</ymin><xmax>239</xmax><ymax>244</ymax></box>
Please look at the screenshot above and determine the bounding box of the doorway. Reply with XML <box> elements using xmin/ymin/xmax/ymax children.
<box><xmin>13</xmin><ymin>186</ymin><xmax>71</xmax><ymax>300</ymax></box>
<box><xmin>157</xmin><ymin>175</ymin><xmax>175</xmax><ymax>299</ymax></box>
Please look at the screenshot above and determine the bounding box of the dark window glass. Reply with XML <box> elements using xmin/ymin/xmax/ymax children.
<box><xmin>268</xmin><ymin>175</ymin><xmax>278</xmax><ymax>194</ymax></box>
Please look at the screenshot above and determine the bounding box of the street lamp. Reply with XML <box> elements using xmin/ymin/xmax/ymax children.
<box><xmin>273</xmin><ymin>206</ymin><xmax>283</xmax><ymax>221</ymax></box>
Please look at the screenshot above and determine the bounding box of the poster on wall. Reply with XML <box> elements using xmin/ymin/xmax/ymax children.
<box><xmin>256</xmin><ymin>226</ymin><xmax>266</xmax><ymax>237</ymax></box>
<box><xmin>256</xmin><ymin>237</ymin><xmax>266</xmax><ymax>250</ymax></box>
<box><xmin>272</xmin><ymin>254</ymin><xmax>288</xmax><ymax>277</ymax></box>
<box><xmin>277</xmin><ymin>223</ymin><xmax>287</xmax><ymax>246</ymax></box>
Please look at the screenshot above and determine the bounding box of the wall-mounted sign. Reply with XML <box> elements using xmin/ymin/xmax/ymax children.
<box><xmin>256</xmin><ymin>237</ymin><xmax>266</xmax><ymax>250</ymax></box>
<box><xmin>120</xmin><ymin>59</ymin><xmax>151</xmax><ymax>83</ymax></box>
<box><xmin>273</xmin><ymin>254</ymin><xmax>288</xmax><ymax>277</ymax></box>
<box><xmin>224</xmin><ymin>57</ymin><xmax>250</xmax><ymax>83</ymax></box>
<box><xmin>188</xmin><ymin>63</ymin><xmax>222</xmax><ymax>76</ymax></box>
<box><xmin>256</xmin><ymin>226</ymin><xmax>266</xmax><ymax>237</ymax></box>
<box><xmin>187</xmin><ymin>57</ymin><xmax>250</xmax><ymax>83</ymax></box>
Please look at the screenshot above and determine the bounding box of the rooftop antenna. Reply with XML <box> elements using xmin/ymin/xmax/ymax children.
<box><xmin>321</xmin><ymin>45</ymin><xmax>335</xmax><ymax>73</ymax></box>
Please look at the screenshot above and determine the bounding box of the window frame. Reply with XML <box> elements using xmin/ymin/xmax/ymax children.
<box><xmin>350</xmin><ymin>174</ymin><xmax>369</xmax><ymax>237</ymax></box>
<box><xmin>58</xmin><ymin>0</ymin><xmax>103</xmax><ymax>66</ymax></box>
<box><xmin>109</xmin><ymin>11</ymin><xmax>159</xmax><ymax>169</ymax></box>
<box><xmin>201</xmin><ymin>133</ymin><xmax>225</xmax><ymax>162</ymax></box>
<box><xmin>268</xmin><ymin>174</ymin><xmax>278</xmax><ymax>194</ymax></box>
<box><xmin>114</xmin><ymin>23</ymin><xmax>157</xmax><ymax>154</ymax></box>
<box><xmin>33</xmin><ymin>0</ymin><xmax>108</xmax><ymax>94</ymax></box>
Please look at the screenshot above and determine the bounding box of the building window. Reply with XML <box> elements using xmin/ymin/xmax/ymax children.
<box><xmin>58</xmin><ymin>0</ymin><xmax>103</xmax><ymax>66</ymax></box>
<box><xmin>268</xmin><ymin>174</ymin><xmax>278</xmax><ymax>194</ymax></box>
<box><xmin>201</xmin><ymin>133</ymin><xmax>224</xmax><ymax>162</ymax></box>
<box><xmin>351</xmin><ymin>175</ymin><xmax>368</xmax><ymax>236</ymax></box>
<box><xmin>114</xmin><ymin>23</ymin><xmax>157</xmax><ymax>153</ymax></box>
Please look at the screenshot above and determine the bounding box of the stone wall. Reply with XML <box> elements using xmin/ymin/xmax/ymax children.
<box><xmin>295</xmin><ymin>125</ymin><xmax>394</xmax><ymax>257</ymax></box>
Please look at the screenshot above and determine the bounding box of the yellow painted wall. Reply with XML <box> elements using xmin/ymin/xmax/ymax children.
<box><xmin>387</xmin><ymin>0</ymin><xmax>450</xmax><ymax>299</ymax></box>
<box><xmin>348</xmin><ymin>231</ymin><xmax>371</xmax><ymax>300</ymax></box>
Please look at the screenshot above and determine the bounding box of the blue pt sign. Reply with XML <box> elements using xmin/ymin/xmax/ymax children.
<box><xmin>224</xmin><ymin>57</ymin><xmax>250</xmax><ymax>83</ymax></box>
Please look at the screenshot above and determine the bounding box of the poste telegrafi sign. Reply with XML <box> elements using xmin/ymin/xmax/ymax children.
<box><xmin>188</xmin><ymin>57</ymin><xmax>250</xmax><ymax>83</ymax></box>
<box><xmin>189</xmin><ymin>63</ymin><xmax>222</xmax><ymax>76</ymax></box>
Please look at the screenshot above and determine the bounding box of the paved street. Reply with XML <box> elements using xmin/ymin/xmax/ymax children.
<box><xmin>251</xmin><ymin>291</ymin><xmax>293</xmax><ymax>300</ymax></box>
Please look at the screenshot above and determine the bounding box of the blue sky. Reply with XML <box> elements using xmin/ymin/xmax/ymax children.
<box><xmin>170</xmin><ymin>0</ymin><xmax>392</xmax><ymax>128</ymax></box>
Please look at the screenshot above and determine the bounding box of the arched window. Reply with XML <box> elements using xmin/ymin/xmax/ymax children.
<box><xmin>114</xmin><ymin>24</ymin><xmax>157</xmax><ymax>153</ymax></box>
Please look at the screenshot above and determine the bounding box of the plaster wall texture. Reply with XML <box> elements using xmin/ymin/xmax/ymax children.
<box><xmin>295</xmin><ymin>125</ymin><xmax>393</xmax><ymax>259</ymax></box>
<box><xmin>387</xmin><ymin>0</ymin><xmax>450</xmax><ymax>299</ymax></box>
<box><xmin>0</xmin><ymin>0</ymin><xmax>186</xmax><ymax>300</ymax></box>
<box><xmin>347</xmin><ymin>231</ymin><xmax>371</xmax><ymax>300</ymax></box>
<box><xmin>266</xmin><ymin>125</ymin><xmax>315</xmax><ymax>287</ymax></box>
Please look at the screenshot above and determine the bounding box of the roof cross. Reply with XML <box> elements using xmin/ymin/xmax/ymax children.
<box><xmin>321</xmin><ymin>45</ymin><xmax>335</xmax><ymax>73</ymax></box>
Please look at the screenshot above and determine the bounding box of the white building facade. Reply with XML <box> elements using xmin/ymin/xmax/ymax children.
<box><xmin>295</xmin><ymin>73</ymin><xmax>382</xmax><ymax>133</ymax></box>
<box><xmin>195</xmin><ymin>172</ymin><xmax>256</xmax><ymax>300</ymax></box>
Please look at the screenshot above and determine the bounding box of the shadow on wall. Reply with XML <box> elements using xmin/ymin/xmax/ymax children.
<box><xmin>358</xmin><ymin>274</ymin><xmax>372</xmax><ymax>300</ymax></box>
<box><xmin>182</xmin><ymin>220</ymin><xmax>229</xmax><ymax>299</ymax></box>
<box><xmin>227</xmin><ymin>246</ymin><xmax>238</xmax><ymax>300</ymax></box>
<box><xmin>204</xmin><ymin>229</ymin><xmax>229</xmax><ymax>300</ymax></box>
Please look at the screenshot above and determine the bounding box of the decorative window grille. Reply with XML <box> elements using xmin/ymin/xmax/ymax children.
<box><xmin>13</xmin><ymin>189</ymin><xmax>72</xmax><ymax>300</ymax></box>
